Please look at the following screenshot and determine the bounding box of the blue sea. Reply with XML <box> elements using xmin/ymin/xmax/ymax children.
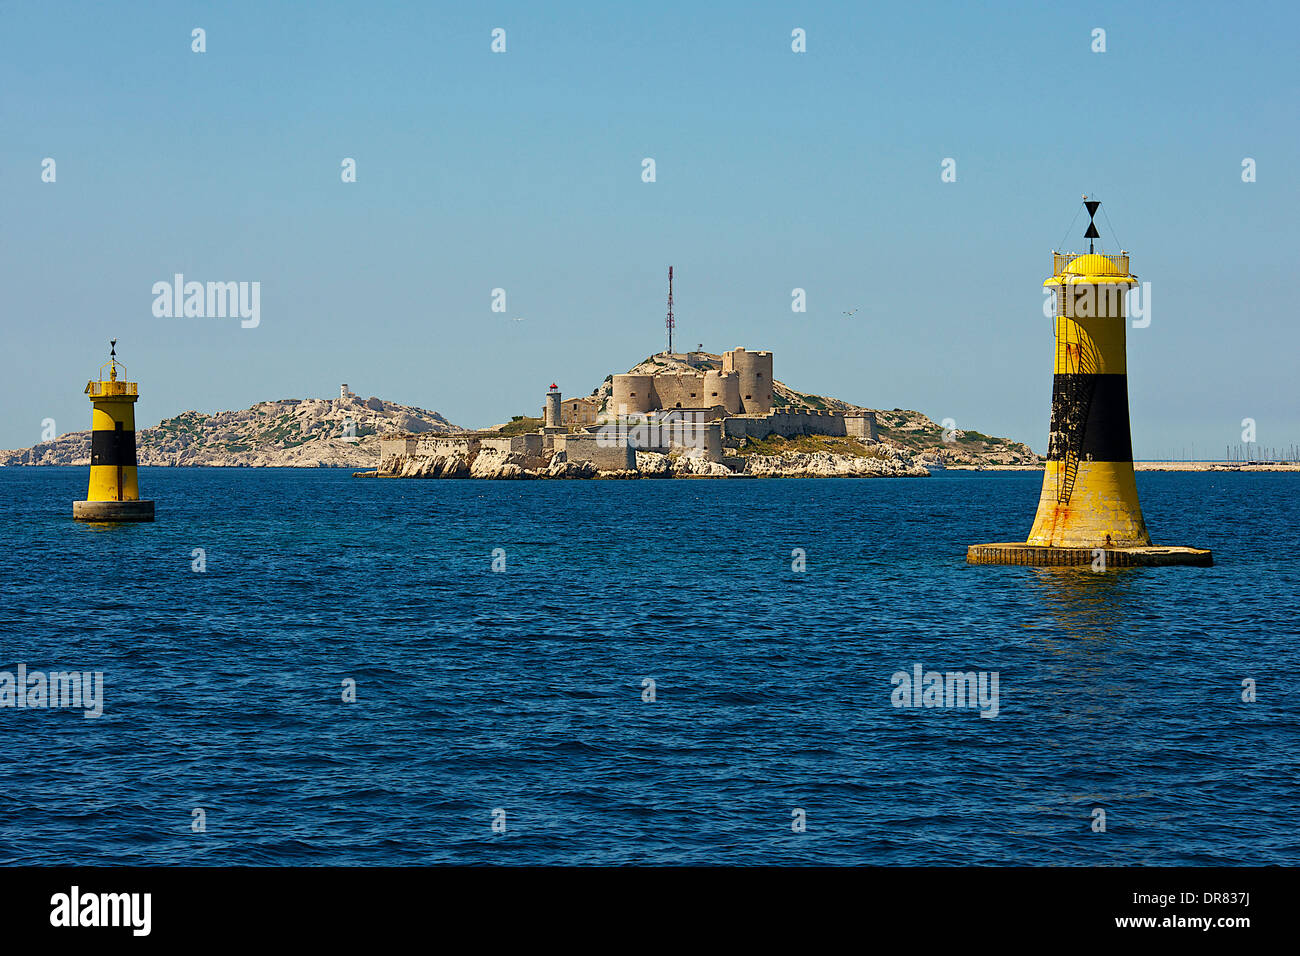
<box><xmin>0</xmin><ymin>467</ymin><xmax>1296</xmax><ymax>866</ymax></box>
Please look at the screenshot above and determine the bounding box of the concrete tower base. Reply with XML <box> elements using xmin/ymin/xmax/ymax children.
<box><xmin>73</xmin><ymin>500</ymin><xmax>155</xmax><ymax>522</ymax></box>
<box><xmin>966</xmin><ymin>542</ymin><xmax>1211</xmax><ymax>567</ymax></box>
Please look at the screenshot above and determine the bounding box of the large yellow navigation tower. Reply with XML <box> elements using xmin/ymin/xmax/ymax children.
<box><xmin>968</xmin><ymin>202</ymin><xmax>1209</xmax><ymax>567</ymax></box>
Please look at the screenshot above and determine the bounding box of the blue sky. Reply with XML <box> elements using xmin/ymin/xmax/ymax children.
<box><xmin>2</xmin><ymin>0</ymin><xmax>1296</xmax><ymax>457</ymax></box>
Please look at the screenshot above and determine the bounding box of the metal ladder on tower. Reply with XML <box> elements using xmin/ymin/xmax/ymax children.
<box><xmin>1054</xmin><ymin>303</ymin><xmax>1098</xmax><ymax>505</ymax></box>
<box><xmin>1055</xmin><ymin>315</ymin><xmax>1080</xmax><ymax>503</ymax></box>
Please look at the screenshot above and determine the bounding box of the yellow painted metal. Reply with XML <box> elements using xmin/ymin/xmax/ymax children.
<box><xmin>85</xmin><ymin>380</ymin><xmax>137</xmax><ymax>397</ymax></box>
<box><xmin>1046</xmin><ymin>253</ymin><xmax>1134</xmax><ymax>375</ymax></box>
<box><xmin>1027</xmin><ymin>459</ymin><xmax>1151</xmax><ymax>547</ymax></box>
<box><xmin>1053</xmin><ymin>314</ymin><xmax>1128</xmax><ymax>375</ymax></box>
<box><xmin>84</xmin><ymin>379</ymin><xmax>141</xmax><ymax>503</ymax></box>
<box><xmin>1043</xmin><ymin>253</ymin><xmax>1138</xmax><ymax>286</ymax></box>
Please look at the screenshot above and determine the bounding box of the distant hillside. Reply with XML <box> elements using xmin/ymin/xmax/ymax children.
<box><xmin>0</xmin><ymin>394</ymin><xmax>459</xmax><ymax>467</ymax></box>
<box><xmin>870</xmin><ymin>409</ymin><xmax>1038</xmax><ymax>466</ymax></box>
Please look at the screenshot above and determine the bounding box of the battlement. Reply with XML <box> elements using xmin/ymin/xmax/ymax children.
<box><xmin>769</xmin><ymin>407</ymin><xmax>839</xmax><ymax>417</ymax></box>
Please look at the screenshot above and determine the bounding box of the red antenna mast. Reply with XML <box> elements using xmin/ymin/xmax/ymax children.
<box><xmin>665</xmin><ymin>266</ymin><xmax>675</xmax><ymax>354</ymax></box>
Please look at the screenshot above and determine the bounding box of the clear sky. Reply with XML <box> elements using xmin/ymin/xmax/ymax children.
<box><xmin>2</xmin><ymin>0</ymin><xmax>1296</xmax><ymax>458</ymax></box>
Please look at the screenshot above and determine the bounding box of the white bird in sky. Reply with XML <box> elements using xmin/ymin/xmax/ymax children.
<box><xmin>842</xmin><ymin>308</ymin><xmax>860</xmax><ymax>319</ymax></box>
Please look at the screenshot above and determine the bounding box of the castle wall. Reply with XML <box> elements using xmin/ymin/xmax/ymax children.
<box><xmin>670</xmin><ymin>421</ymin><xmax>723</xmax><ymax>460</ymax></box>
<box><xmin>587</xmin><ymin>413</ymin><xmax>724</xmax><ymax>461</ymax></box>
<box><xmin>380</xmin><ymin>438</ymin><xmax>418</xmax><ymax>460</ymax></box>
<box><xmin>652</xmin><ymin>372</ymin><xmax>711</xmax><ymax>409</ymax></box>
<box><xmin>414</xmin><ymin>435</ymin><xmax>480</xmax><ymax>457</ymax></box>
<box><xmin>722</xmin><ymin>409</ymin><xmax>848</xmax><ymax>440</ymax></box>
<box><xmin>564</xmin><ymin>434</ymin><xmax>636</xmax><ymax>471</ymax></box>
<box><xmin>481</xmin><ymin>433</ymin><xmax>543</xmax><ymax>458</ymax></box>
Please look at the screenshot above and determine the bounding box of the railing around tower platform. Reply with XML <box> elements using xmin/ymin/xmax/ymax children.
<box><xmin>1052</xmin><ymin>251</ymin><xmax>1129</xmax><ymax>276</ymax></box>
<box><xmin>85</xmin><ymin>380</ymin><xmax>138</xmax><ymax>397</ymax></box>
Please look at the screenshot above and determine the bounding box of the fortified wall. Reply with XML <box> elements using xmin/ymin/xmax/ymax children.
<box><xmin>721</xmin><ymin>409</ymin><xmax>878</xmax><ymax>442</ymax></box>
<box><xmin>558</xmin><ymin>434</ymin><xmax>637</xmax><ymax>471</ymax></box>
<box><xmin>380</xmin><ymin>435</ymin><xmax>480</xmax><ymax>459</ymax></box>
<box><xmin>591</xmin><ymin>411</ymin><xmax>725</xmax><ymax>461</ymax></box>
<box><xmin>722</xmin><ymin>409</ymin><xmax>844</xmax><ymax>440</ymax></box>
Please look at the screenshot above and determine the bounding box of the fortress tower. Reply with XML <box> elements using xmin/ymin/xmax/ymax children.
<box><xmin>968</xmin><ymin>202</ymin><xmax>1209</xmax><ymax>567</ymax></box>
<box><xmin>722</xmin><ymin>347</ymin><xmax>773</xmax><ymax>415</ymax></box>
<box><xmin>702</xmin><ymin>368</ymin><xmax>741</xmax><ymax>415</ymax></box>
<box><xmin>610</xmin><ymin>373</ymin><xmax>655</xmax><ymax>415</ymax></box>
<box><xmin>73</xmin><ymin>341</ymin><xmax>154</xmax><ymax>522</ymax></box>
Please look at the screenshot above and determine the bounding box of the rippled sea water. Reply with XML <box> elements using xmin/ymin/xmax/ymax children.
<box><xmin>0</xmin><ymin>467</ymin><xmax>1296</xmax><ymax>865</ymax></box>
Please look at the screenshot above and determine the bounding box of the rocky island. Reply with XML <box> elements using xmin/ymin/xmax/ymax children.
<box><xmin>0</xmin><ymin>388</ymin><xmax>458</xmax><ymax>468</ymax></box>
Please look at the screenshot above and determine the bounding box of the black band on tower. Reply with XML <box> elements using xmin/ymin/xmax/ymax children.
<box><xmin>91</xmin><ymin>429</ymin><xmax>137</xmax><ymax>466</ymax></box>
<box><xmin>1046</xmin><ymin>373</ymin><xmax>1134</xmax><ymax>463</ymax></box>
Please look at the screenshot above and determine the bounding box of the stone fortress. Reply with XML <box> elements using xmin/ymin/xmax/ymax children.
<box><xmin>378</xmin><ymin>345</ymin><xmax>878</xmax><ymax>475</ymax></box>
<box><xmin>611</xmin><ymin>347</ymin><xmax>774</xmax><ymax>417</ymax></box>
<box><xmin>601</xmin><ymin>347</ymin><xmax>877</xmax><ymax>457</ymax></box>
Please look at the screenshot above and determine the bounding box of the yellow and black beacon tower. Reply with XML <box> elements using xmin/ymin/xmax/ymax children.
<box><xmin>968</xmin><ymin>200</ymin><xmax>1209</xmax><ymax>567</ymax></box>
<box><xmin>73</xmin><ymin>340</ymin><xmax>154</xmax><ymax>522</ymax></box>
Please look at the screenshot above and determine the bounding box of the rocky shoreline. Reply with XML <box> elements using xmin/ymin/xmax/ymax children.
<box><xmin>365</xmin><ymin>447</ymin><xmax>931</xmax><ymax>480</ymax></box>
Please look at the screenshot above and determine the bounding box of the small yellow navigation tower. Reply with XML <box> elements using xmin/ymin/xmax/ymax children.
<box><xmin>72</xmin><ymin>340</ymin><xmax>155</xmax><ymax>522</ymax></box>
<box><xmin>968</xmin><ymin>201</ymin><xmax>1209</xmax><ymax>567</ymax></box>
